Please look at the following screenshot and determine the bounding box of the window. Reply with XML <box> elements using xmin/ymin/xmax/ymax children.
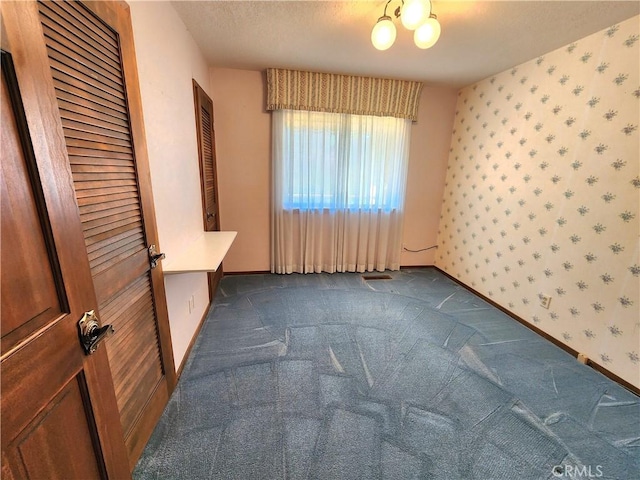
<box><xmin>274</xmin><ymin>109</ymin><xmax>411</xmax><ymax>212</ymax></box>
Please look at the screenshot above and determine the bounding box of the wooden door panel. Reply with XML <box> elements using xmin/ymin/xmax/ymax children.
<box><xmin>1</xmin><ymin>310</ymin><xmax>82</xmax><ymax>443</ymax></box>
<box><xmin>0</xmin><ymin>70</ymin><xmax>64</xmax><ymax>353</ymax></box>
<box><xmin>4</xmin><ymin>375</ymin><xmax>103</xmax><ymax>480</ymax></box>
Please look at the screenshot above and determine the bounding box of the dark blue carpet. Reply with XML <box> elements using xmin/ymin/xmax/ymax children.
<box><xmin>134</xmin><ymin>269</ymin><xmax>639</xmax><ymax>479</ymax></box>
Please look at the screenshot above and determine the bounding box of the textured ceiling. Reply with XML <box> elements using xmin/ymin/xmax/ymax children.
<box><xmin>171</xmin><ymin>1</ymin><xmax>640</xmax><ymax>88</ymax></box>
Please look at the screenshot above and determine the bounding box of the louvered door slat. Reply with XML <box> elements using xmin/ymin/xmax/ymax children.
<box><xmin>40</xmin><ymin>2</ymin><xmax>121</xmax><ymax>68</ymax></box>
<box><xmin>80</xmin><ymin>201</ymin><xmax>139</xmax><ymax>223</ymax></box>
<box><xmin>99</xmin><ymin>274</ymin><xmax>148</xmax><ymax>323</ymax></box>
<box><xmin>76</xmin><ymin>189</ymin><xmax>138</xmax><ymax>207</ymax></box>
<box><xmin>38</xmin><ymin>0</ymin><xmax>166</xmax><ymax>463</ymax></box>
<box><xmin>65</xmin><ymin>138</ymin><xmax>133</xmax><ymax>155</ymax></box>
<box><xmin>106</xmin><ymin>307</ymin><xmax>154</xmax><ymax>370</ymax></box>
<box><xmin>54</xmin><ymin>80</ymin><xmax>127</xmax><ymax>117</ymax></box>
<box><xmin>69</xmin><ymin>155</ymin><xmax>135</xmax><ymax>167</ymax></box>
<box><xmin>88</xmin><ymin>232</ymin><xmax>144</xmax><ymax>265</ymax></box>
<box><xmin>73</xmin><ymin>179</ymin><xmax>138</xmax><ymax>191</ymax></box>
<box><xmin>86</xmin><ymin>227</ymin><xmax>142</xmax><ymax>256</ymax></box>
<box><xmin>86</xmin><ymin>228</ymin><xmax>141</xmax><ymax>257</ymax></box>
<box><xmin>48</xmin><ymin>58</ymin><xmax>126</xmax><ymax>107</ymax></box>
<box><xmin>100</xmin><ymin>278</ymin><xmax>162</xmax><ymax>438</ymax></box>
<box><xmin>113</xmin><ymin>326</ymin><xmax>160</xmax><ymax>394</ymax></box>
<box><xmin>90</xmin><ymin>237</ymin><xmax>145</xmax><ymax>275</ymax></box>
<box><xmin>67</xmin><ymin>146</ymin><xmax>133</xmax><ymax>161</ymax></box>
<box><xmin>117</xmin><ymin>346</ymin><xmax>163</xmax><ymax>436</ymax></box>
<box><xmin>75</xmin><ymin>186</ymin><xmax>138</xmax><ymax>200</ymax></box>
<box><xmin>71</xmin><ymin>170</ymin><xmax>137</xmax><ymax>182</ymax></box>
<box><xmin>63</xmin><ymin>0</ymin><xmax>119</xmax><ymax>49</ymax></box>
<box><xmin>41</xmin><ymin>25</ymin><xmax>122</xmax><ymax>86</ymax></box>
<box><xmin>201</xmin><ymin>108</ymin><xmax>214</xmax><ymax>197</ymax></box>
<box><xmin>71</xmin><ymin>163</ymin><xmax>136</xmax><ymax>174</ymax></box>
<box><xmin>102</xmin><ymin>294</ymin><xmax>158</xmax><ymax>359</ymax></box>
<box><xmin>60</xmin><ymin>114</ymin><xmax>128</xmax><ymax>140</ymax></box>
<box><xmin>39</xmin><ymin>18</ymin><xmax>121</xmax><ymax>79</ymax></box>
<box><xmin>77</xmin><ymin>195</ymin><xmax>139</xmax><ymax>215</ymax></box>
<box><xmin>85</xmin><ymin>226</ymin><xmax>141</xmax><ymax>253</ymax></box>
<box><xmin>75</xmin><ymin>186</ymin><xmax>138</xmax><ymax>203</ymax></box>
<box><xmin>49</xmin><ymin>62</ymin><xmax>126</xmax><ymax>109</ymax></box>
<box><xmin>59</xmin><ymin>99</ymin><xmax>129</xmax><ymax>131</ymax></box>
<box><xmin>46</xmin><ymin>51</ymin><xmax>124</xmax><ymax>101</ymax></box>
<box><xmin>89</xmin><ymin>236</ymin><xmax>140</xmax><ymax>275</ymax></box>
<box><xmin>89</xmin><ymin>241</ymin><xmax>144</xmax><ymax>273</ymax></box>
<box><xmin>62</xmin><ymin>129</ymin><xmax>133</xmax><ymax>149</ymax></box>
<box><xmin>85</xmin><ymin>225</ymin><xmax>141</xmax><ymax>251</ymax></box>
<box><xmin>83</xmin><ymin>213</ymin><xmax>142</xmax><ymax>238</ymax></box>
<box><xmin>200</xmin><ymin>104</ymin><xmax>217</xmax><ymax>211</ymax></box>
<box><xmin>62</xmin><ymin>117</ymin><xmax>131</xmax><ymax>141</ymax></box>
<box><xmin>108</xmin><ymin>307</ymin><xmax>155</xmax><ymax>372</ymax></box>
<box><xmin>81</xmin><ymin>212</ymin><xmax>141</xmax><ymax>236</ymax></box>
<box><xmin>93</xmin><ymin>251</ymin><xmax>148</xmax><ymax>310</ymax></box>
<box><xmin>56</xmin><ymin>89</ymin><xmax>128</xmax><ymax>123</ymax></box>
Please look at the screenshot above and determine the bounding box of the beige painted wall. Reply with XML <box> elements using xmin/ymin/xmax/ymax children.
<box><xmin>210</xmin><ymin>67</ymin><xmax>457</xmax><ymax>272</ymax></box>
<box><xmin>210</xmin><ymin>69</ymin><xmax>271</xmax><ymax>272</ymax></box>
<box><xmin>401</xmin><ymin>85</ymin><xmax>458</xmax><ymax>266</ymax></box>
<box><xmin>130</xmin><ymin>1</ymin><xmax>211</xmax><ymax>371</ymax></box>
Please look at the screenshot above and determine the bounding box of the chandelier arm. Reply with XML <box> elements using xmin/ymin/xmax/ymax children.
<box><xmin>382</xmin><ymin>0</ymin><xmax>393</xmax><ymax>17</ymax></box>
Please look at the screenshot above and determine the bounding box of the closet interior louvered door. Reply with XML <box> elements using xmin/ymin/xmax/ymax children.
<box><xmin>37</xmin><ymin>0</ymin><xmax>175</xmax><ymax>467</ymax></box>
<box><xmin>194</xmin><ymin>80</ymin><xmax>222</xmax><ymax>298</ymax></box>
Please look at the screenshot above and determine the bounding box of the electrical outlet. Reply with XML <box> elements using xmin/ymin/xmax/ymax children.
<box><xmin>540</xmin><ymin>294</ymin><xmax>551</xmax><ymax>309</ymax></box>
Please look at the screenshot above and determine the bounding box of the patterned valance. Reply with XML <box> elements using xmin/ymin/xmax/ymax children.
<box><xmin>266</xmin><ymin>68</ymin><xmax>423</xmax><ymax>121</ymax></box>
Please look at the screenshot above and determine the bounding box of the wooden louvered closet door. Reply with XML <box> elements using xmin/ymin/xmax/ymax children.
<box><xmin>194</xmin><ymin>80</ymin><xmax>222</xmax><ymax>297</ymax></box>
<box><xmin>36</xmin><ymin>0</ymin><xmax>175</xmax><ymax>468</ymax></box>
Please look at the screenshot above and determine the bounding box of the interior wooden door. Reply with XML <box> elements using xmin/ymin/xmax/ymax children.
<box><xmin>37</xmin><ymin>0</ymin><xmax>176</xmax><ymax>466</ymax></box>
<box><xmin>3</xmin><ymin>0</ymin><xmax>177</xmax><ymax>470</ymax></box>
<box><xmin>1</xmin><ymin>44</ymin><xmax>130</xmax><ymax>480</ymax></box>
<box><xmin>194</xmin><ymin>80</ymin><xmax>223</xmax><ymax>296</ymax></box>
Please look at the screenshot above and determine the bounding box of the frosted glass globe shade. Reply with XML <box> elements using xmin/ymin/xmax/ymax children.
<box><xmin>414</xmin><ymin>16</ymin><xmax>441</xmax><ymax>49</ymax></box>
<box><xmin>401</xmin><ymin>0</ymin><xmax>431</xmax><ymax>31</ymax></box>
<box><xmin>371</xmin><ymin>17</ymin><xmax>397</xmax><ymax>50</ymax></box>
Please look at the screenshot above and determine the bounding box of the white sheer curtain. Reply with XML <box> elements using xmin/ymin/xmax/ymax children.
<box><xmin>271</xmin><ymin>109</ymin><xmax>411</xmax><ymax>274</ymax></box>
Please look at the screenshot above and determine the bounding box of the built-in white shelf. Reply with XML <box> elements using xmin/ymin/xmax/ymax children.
<box><xmin>162</xmin><ymin>231</ymin><xmax>237</xmax><ymax>274</ymax></box>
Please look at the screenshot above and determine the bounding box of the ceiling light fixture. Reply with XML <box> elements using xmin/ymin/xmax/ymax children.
<box><xmin>371</xmin><ymin>0</ymin><xmax>441</xmax><ymax>51</ymax></box>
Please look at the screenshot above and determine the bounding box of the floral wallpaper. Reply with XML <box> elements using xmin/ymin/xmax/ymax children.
<box><xmin>436</xmin><ymin>16</ymin><xmax>640</xmax><ymax>388</ymax></box>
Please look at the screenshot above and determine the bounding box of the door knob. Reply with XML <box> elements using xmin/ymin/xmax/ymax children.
<box><xmin>78</xmin><ymin>310</ymin><xmax>114</xmax><ymax>355</ymax></box>
<box><xmin>148</xmin><ymin>244</ymin><xmax>165</xmax><ymax>269</ymax></box>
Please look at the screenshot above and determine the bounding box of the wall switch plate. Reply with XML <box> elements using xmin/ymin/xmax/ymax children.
<box><xmin>188</xmin><ymin>295</ymin><xmax>195</xmax><ymax>314</ymax></box>
<box><xmin>540</xmin><ymin>294</ymin><xmax>551</xmax><ymax>309</ymax></box>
